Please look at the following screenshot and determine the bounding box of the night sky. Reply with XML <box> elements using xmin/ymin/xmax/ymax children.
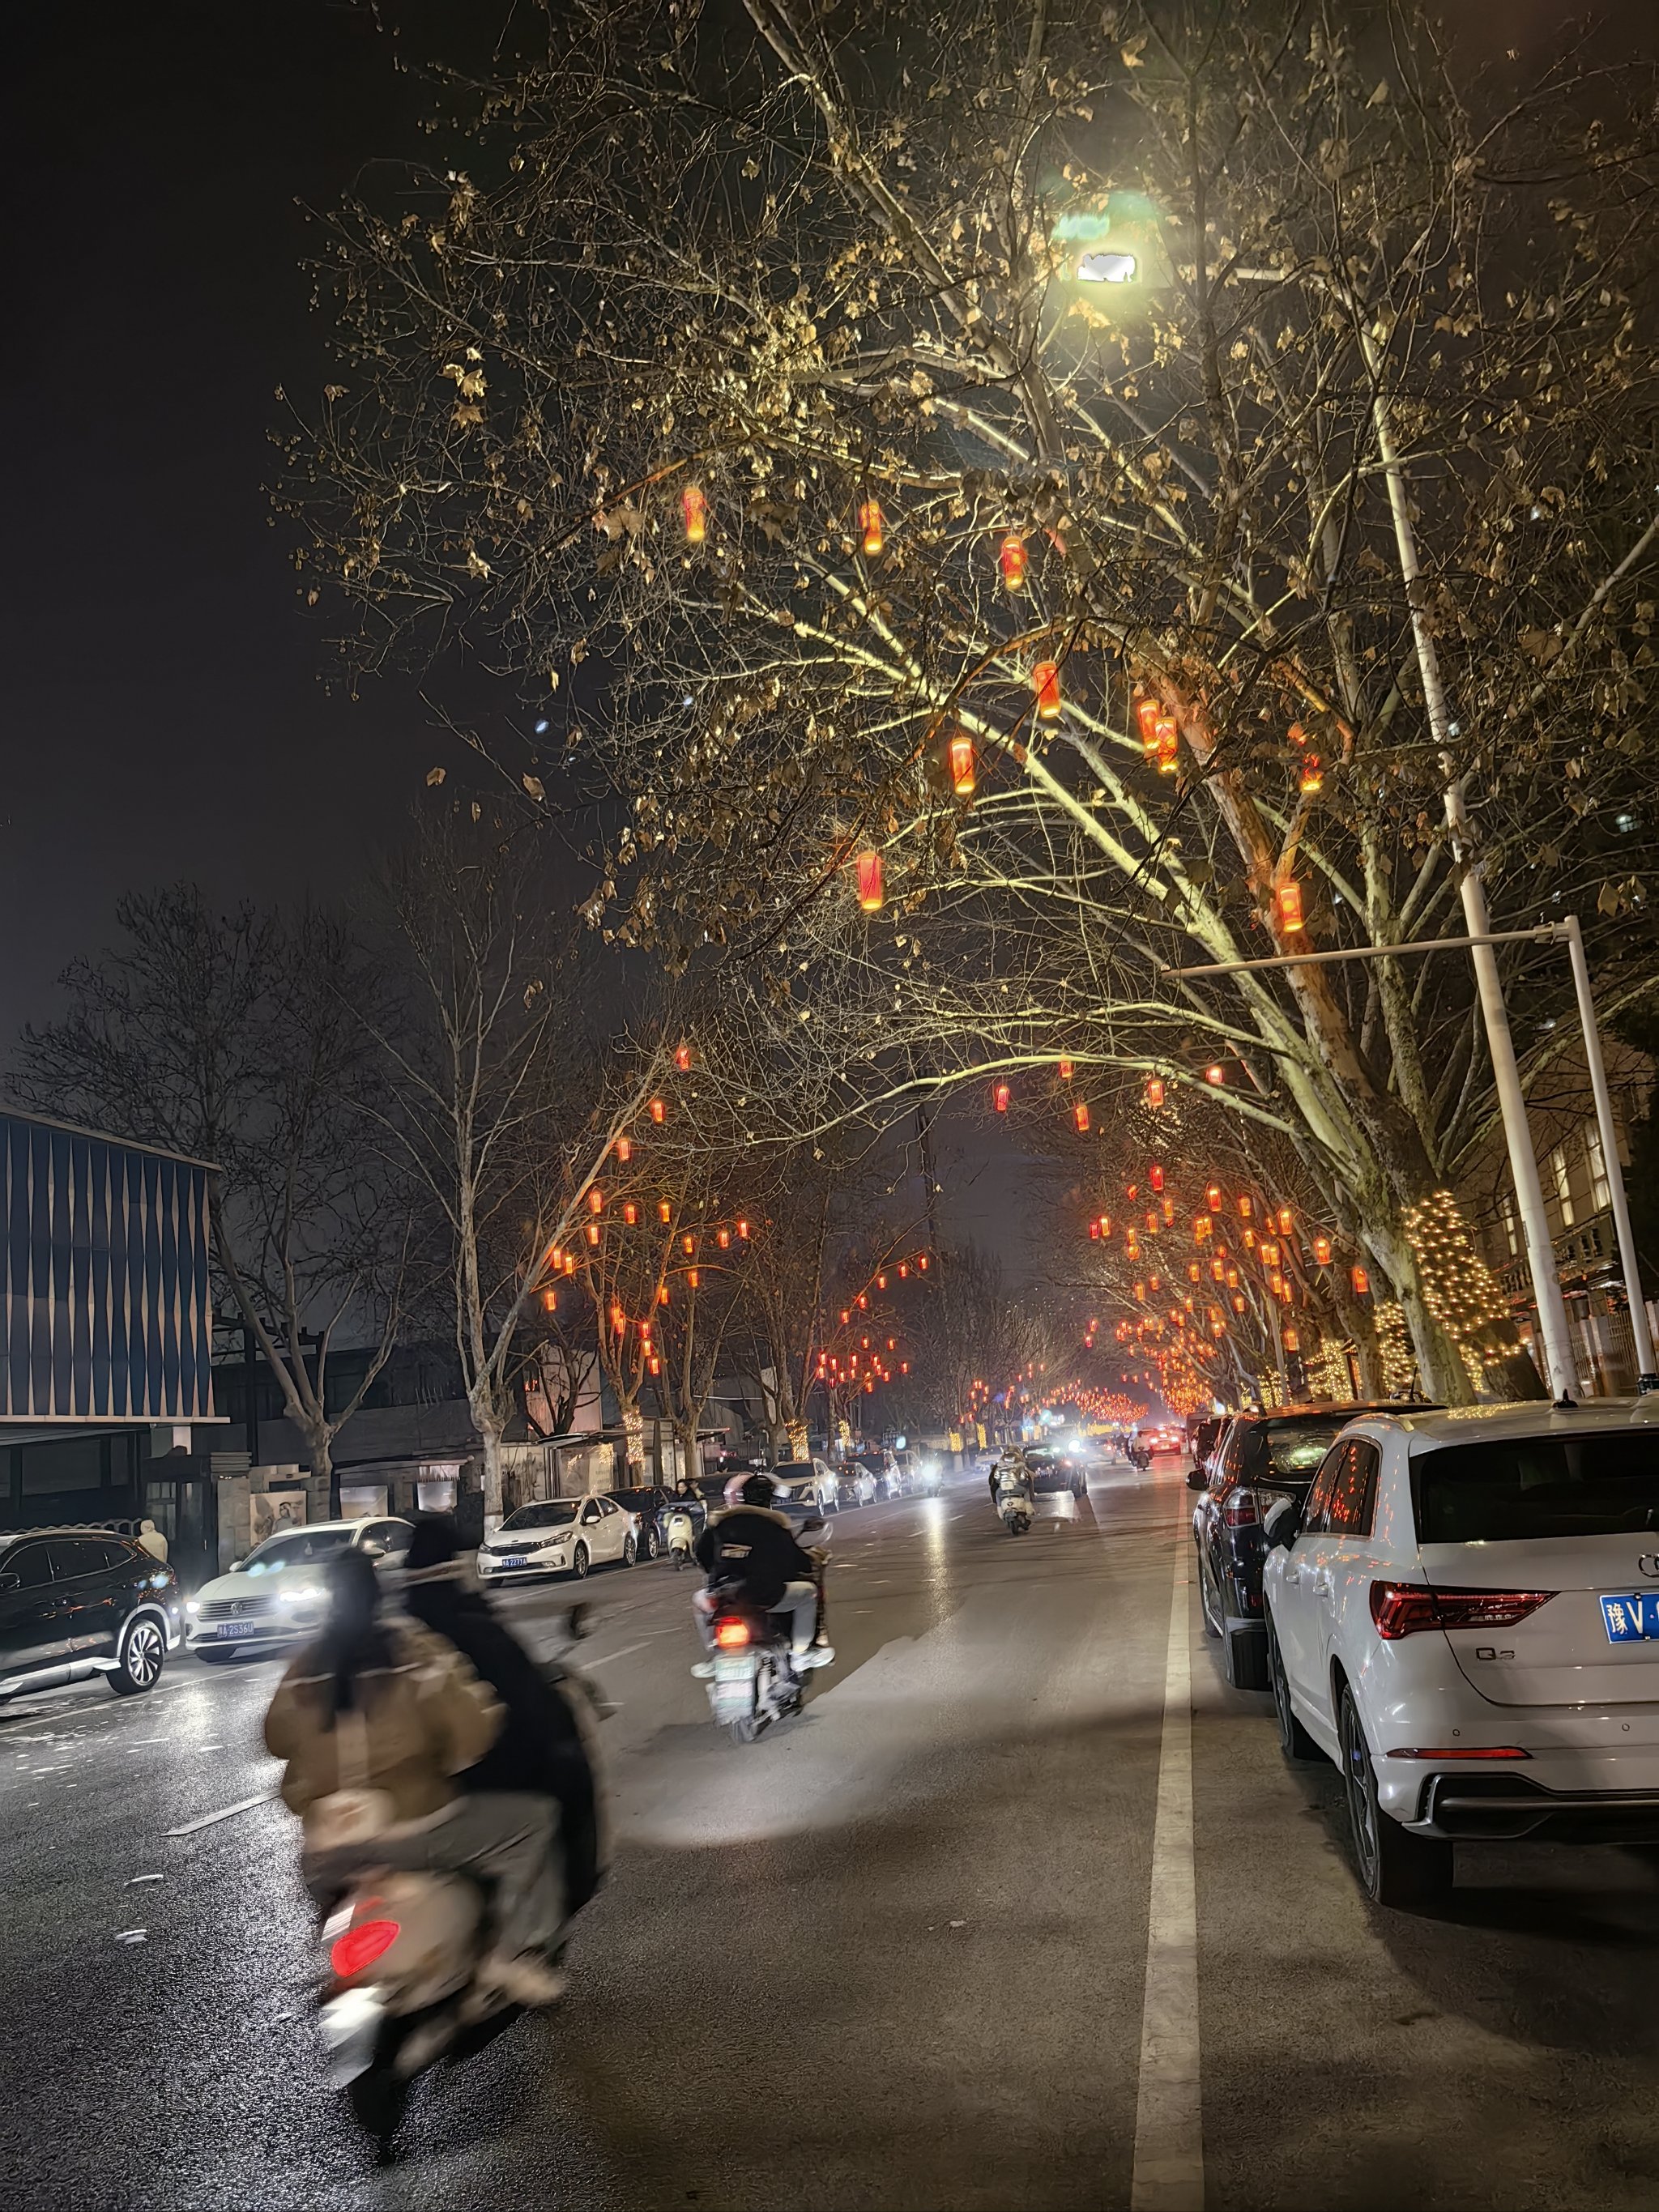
<box><xmin>7</xmin><ymin>0</ymin><xmax>1648</xmax><ymax>1284</ymax></box>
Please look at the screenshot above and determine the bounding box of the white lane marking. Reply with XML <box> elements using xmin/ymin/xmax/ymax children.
<box><xmin>167</xmin><ymin>1791</ymin><xmax>273</xmax><ymax>1838</ymax></box>
<box><xmin>581</xmin><ymin>1639</ymin><xmax>655</xmax><ymax>1669</ymax></box>
<box><xmin>1130</xmin><ymin>1544</ymin><xmax>1203</xmax><ymax>2212</ymax></box>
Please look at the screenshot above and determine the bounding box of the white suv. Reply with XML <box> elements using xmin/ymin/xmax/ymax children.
<box><xmin>1261</xmin><ymin>1400</ymin><xmax>1659</xmax><ymax>1909</ymax></box>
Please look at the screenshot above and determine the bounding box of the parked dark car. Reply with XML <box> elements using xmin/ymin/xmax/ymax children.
<box><xmin>0</xmin><ymin>1527</ymin><xmax>182</xmax><ymax>1703</ymax></box>
<box><xmin>608</xmin><ymin>1485</ymin><xmax>675</xmax><ymax>1560</ymax></box>
<box><xmin>1191</xmin><ymin>1402</ymin><xmax>1439</xmax><ymax>1690</ymax></box>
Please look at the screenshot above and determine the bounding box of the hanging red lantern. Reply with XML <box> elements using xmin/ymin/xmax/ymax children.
<box><xmin>542</xmin><ymin>1288</ymin><xmax>557</xmax><ymax>1313</ymax></box>
<box><xmin>859</xmin><ymin>499</ymin><xmax>885</xmax><ymax>556</ymax></box>
<box><xmin>1211</xmin><ymin>1256</ymin><xmax>1226</xmax><ymax>1281</ymax></box>
<box><xmin>1282</xmin><ymin>1325</ymin><xmax>1300</xmax><ymax>1353</ymax></box>
<box><xmin>949</xmin><ymin>731</ymin><xmax>977</xmax><ymax>796</ymax></box>
<box><xmin>1090</xmin><ymin>1219</ymin><xmax>1101</xmax><ymax>1239</ymax></box>
<box><xmin>1145</xmin><ymin>1076</ymin><xmax>1165</xmax><ymax>1109</ymax></box>
<box><xmin>918</xmin><ymin>1254</ymin><xmax>929</xmax><ymax>1270</ymax></box>
<box><xmin>681</xmin><ymin>484</ymin><xmax>707</xmax><ymax>543</ymax></box>
<box><xmin>688</xmin><ymin>1267</ymin><xmax>700</xmax><ymax>1288</ymax></box>
<box><xmin>585</xmin><ymin>1221</ymin><xmax>601</xmax><ymax>1246</ymax></box>
<box><xmin>1073</xmin><ymin>1101</ymin><xmax>1090</xmax><ymax>1133</ymax></box>
<box><xmin>650</xmin><ymin>1354</ymin><xmax>662</xmax><ymax>1375</ymax></box>
<box><xmin>588</xmin><ymin>1187</ymin><xmax>603</xmax><ymax>1215</ymax></box>
<box><xmin>650</xmin><ymin>1097</ymin><xmax>667</xmax><ymax>1123</ymax></box>
<box><xmin>1205</xmin><ymin>1063</ymin><xmax>1226</xmax><ymax>1085</ymax></box>
<box><xmin>737</xmin><ymin>1217</ymin><xmax>750</xmax><ymax>1239</ymax></box>
<box><xmin>658</xmin><ymin>1200</ymin><xmax>672</xmax><ymax>1224</ymax></box>
<box><xmin>623</xmin><ymin>1201</ymin><xmax>638</xmax><ymax>1225</ymax></box>
<box><xmin>999</xmin><ymin>532</ymin><xmax>1027</xmax><ymax>590</ymax></box>
<box><xmin>1135</xmin><ymin>694</ymin><xmax>1161</xmax><ymax>760</ymax></box>
<box><xmin>1238</xmin><ymin>1195</ymin><xmax>1253</xmax><ymax>1219</ymax></box>
<box><xmin>658</xmin><ymin>1284</ymin><xmax>670</xmax><ymax>1305</ymax></box>
<box><xmin>1032</xmin><ymin>660</ymin><xmax>1062</xmax><ymax>720</ymax></box>
<box><xmin>1277</xmin><ymin>1207</ymin><xmax>1294</xmax><ymax>1235</ymax></box>
<box><xmin>1098</xmin><ymin>1215</ymin><xmax>1111</xmax><ymax>1238</ymax></box>
<box><xmin>993</xmin><ymin>1080</ymin><xmax>1011</xmax><ymax>1113</ymax></box>
<box><xmin>1206</xmin><ymin>1184</ymin><xmax>1222</xmax><ymax>1212</ymax></box>
<box><xmin>681</xmin><ymin>1233</ymin><xmax>695</xmax><ymax>1255</ymax></box>
<box><xmin>676</xmin><ymin>1042</ymin><xmax>693</xmax><ymax>1072</ymax></box>
<box><xmin>1299</xmin><ymin>752</ymin><xmax>1324</xmax><ymax>795</ymax></box>
<box><xmin>1276</xmin><ymin>879</ymin><xmax>1306</xmax><ymax>934</ymax></box>
<box><xmin>1154</xmin><ymin>713</ymin><xmax>1179</xmax><ymax>775</ymax></box>
<box><xmin>1351</xmin><ymin>1264</ymin><xmax>1371</xmax><ymax>1297</ymax></box>
<box><xmin>1149</xmin><ymin>1163</ymin><xmax>1165</xmax><ymax>1191</ymax></box>
<box><xmin>1059</xmin><ymin>1056</ymin><xmax>1073</xmax><ymax>1080</ymax></box>
<box><xmin>1313</xmin><ymin>1234</ymin><xmax>1333</xmax><ymax>1265</ymax></box>
<box><xmin>718</xmin><ymin>1227</ymin><xmax>731</xmax><ymax>1248</ymax></box>
<box><xmin>856</xmin><ymin>850</ymin><xmax>884</xmax><ymax>911</ymax></box>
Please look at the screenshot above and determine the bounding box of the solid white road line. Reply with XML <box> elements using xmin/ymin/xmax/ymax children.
<box><xmin>1129</xmin><ymin>1541</ymin><xmax>1204</xmax><ymax>2212</ymax></box>
<box><xmin>167</xmin><ymin>1790</ymin><xmax>273</xmax><ymax>1838</ymax></box>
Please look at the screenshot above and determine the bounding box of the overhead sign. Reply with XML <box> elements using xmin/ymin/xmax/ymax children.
<box><xmin>0</xmin><ymin>1110</ymin><xmax>217</xmax><ymax>1424</ymax></box>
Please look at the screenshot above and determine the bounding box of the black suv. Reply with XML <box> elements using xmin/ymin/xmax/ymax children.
<box><xmin>0</xmin><ymin>1527</ymin><xmax>182</xmax><ymax>1703</ymax></box>
<box><xmin>1191</xmin><ymin>1403</ymin><xmax>1436</xmax><ymax>1690</ymax></box>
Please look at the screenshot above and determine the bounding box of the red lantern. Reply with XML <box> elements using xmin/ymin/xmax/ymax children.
<box><xmin>1145</xmin><ymin>1076</ymin><xmax>1165</xmax><ymax>1109</ymax></box>
<box><xmin>999</xmin><ymin>532</ymin><xmax>1027</xmax><ymax>590</ymax></box>
<box><xmin>1090</xmin><ymin>1219</ymin><xmax>1101</xmax><ymax>1238</ymax></box>
<box><xmin>650</xmin><ymin>1097</ymin><xmax>667</xmax><ymax>1123</ymax></box>
<box><xmin>1351</xmin><ymin>1264</ymin><xmax>1371</xmax><ymax>1297</ymax></box>
<box><xmin>688</xmin><ymin>1267</ymin><xmax>700</xmax><ymax>1288</ymax></box>
<box><xmin>1033</xmin><ymin>660</ymin><xmax>1062</xmax><ymax>720</ymax></box>
<box><xmin>1276</xmin><ymin>879</ymin><xmax>1306</xmax><ymax>934</ymax></box>
<box><xmin>949</xmin><ymin>731</ymin><xmax>977</xmax><ymax>796</ymax></box>
<box><xmin>856</xmin><ymin>850</ymin><xmax>884</xmax><ymax>911</ymax></box>
<box><xmin>993</xmin><ymin>1081</ymin><xmax>1011</xmax><ymax>1114</ymax></box>
<box><xmin>588</xmin><ymin>1187</ymin><xmax>603</xmax><ymax>1215</ymax></box>
<box><xmin>542</xmin><ymin>1289</ymin><xmax>557</xmax><ymax>1313</ymax></box>
<box><xmin>1136</xmin><ymin>694</ymin><xmax>1161</xmax><ymax>760</ymax></box>
<box><xmin>917</xmin><ymin>1254</ymin><xmax>929</xmax><ymax>1270</ymax></box>
<box><xmin>1149</xmin><ymin>1163</ymin><xmax>1165</xmax><ymax>1192</ymax></box>
<box><xmin>718</xmin><ymin>1227</ymin><xmax>731</xmax><ymax>1248</ymax></box>
<box><xmin>1277</xmin><ymin>1207</ymin><xmax>1294</xmax><ymax>1234</ymax></box>
<box><xmin>1282</xmin><ymin>1326</ymin><xmax>1300</xmax><ymax>1353</ymax></box>
<box><xmin>615</xmin><ymin>1135</ymin><xmax>632</xmax><ymax>1163</ymax></box>
<box><xmin>737</xmin><ymin>1218</ymin><xmax>750</xmax><ymax>1239</ymax></box>
<box><xmin>1238</xmin><ymin>1195</ymin><xmax>1253</xmax><ymax>1220</ymax></box>
<box><xmin>585</xmin><ymin>1221</ymin><xmax>601</xmax><ymax>1246</ymax></box>
<box><xmin>1313</xmin><ymin>1234</ymin><xmax>1333</xmax><ymax>1265</ymax></box>
<box><xmin>1155</xmin><ymin>713</ymin><xmax>1179</xmax><ymax>775</ymax></box>
<box><xmin>1205</xmin><ymin>1063</ymin><xmax>1226</xmax><ymax>1085</ymax></box>
<box><xmin>659</xmin><ymin>1200</ymin><xmax>672</xmax><ymax>1223</ymax></box>
<box><xmin>1098</xmin><ymin>1215</ymin><xmax>1111</xmax><ymax>1238</ymax></box>
<box><xmin>658</xmin><ymin>1284</ymin><xmax>670</xmax><ymax>1305</ymax></box>
<box><xmin>650</xmin><ymin>1354</ymin><xmax>662</xmax><ymax>1375</ymax></box>
<box><xmin>1206</xmin><ymin>1184</ymin><xmax>1222</xmax><ymax>1212</ymax></box>
<box><xmin>1299</xmin><ymin>753</ymin><xmax>1324</xmax><ymax>795</ymax></box>
<box><xmin>676</xmin><ymin>1042</ymin><xmax>693</xmax><ymax>1071</ymax></box>
<box><xmin>623</xmin><ymin>1201</ymin><xmax>638</xmax><ymax>1225</ymax></box>
<box><xmin>859</xmin><ymin>499</ymin><xmax>885</xmax><ymax>556</ymax></box>
<box><xmin>1073</xmin><ymin>1101</ymin><xmax>1090</xmax><ymax>1134</ymax></box>
<box><xmin>682</xmin><ymin>1233</ymin><xmax>695</xmax><ymax>1255</ymax></box>
<box><xmin>681</xmin><ymin>484</ymin><xmax>707</xmax><ymax>543</ymax></box>
<box><xmin>1059</xmin><ymin>1056</ymin><xmax>1073</xmax><ymax>1080</ymax></box>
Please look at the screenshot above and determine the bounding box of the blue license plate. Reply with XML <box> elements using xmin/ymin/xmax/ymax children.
<box><xmin>496</xmin><ymin>1555</ymin><xmax>527</xmax><ymax>1571</ymax></box>
<box><xmin>1601</xmin><ymin>1594</ymin><xmax>1659</xmax><ymax>1643</ymax></box>
<box><xmin>218</xmin><ymin>1621</ymin><xmax>260</xmax><ymax>1638</ymax></box>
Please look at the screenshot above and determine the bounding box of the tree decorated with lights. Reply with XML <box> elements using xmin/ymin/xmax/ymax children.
<box><xmin>295</xmin><ymin>0</ymin><xmax>1659</xmax><ymax>1404</ymax></box>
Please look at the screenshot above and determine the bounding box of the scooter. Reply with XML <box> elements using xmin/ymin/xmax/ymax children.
<box><xmin>701</xmin><ymin>1525</ymin><xmax>830</xmax><ymax>1744</ymax></box>
<box><xmin>996</xmin><ymin>1480</ymin><xmax>1034</xmax><ymax>1536</ymax></box>
<box><xmin>664</xmin><ymin>1504</ymin><xmax>698</xmax><ymax>1569</ymax></box>
<box><xmin>317</xmin><ymin>1603</ymin><xmax>605</xmax><ymax>2149</ymax></box>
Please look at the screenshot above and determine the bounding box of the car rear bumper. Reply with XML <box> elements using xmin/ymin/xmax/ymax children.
<box><xmin>1408</xmin><ymin>1771</ymin><xmax>1659</xmax><ymax>1843</ymax></box>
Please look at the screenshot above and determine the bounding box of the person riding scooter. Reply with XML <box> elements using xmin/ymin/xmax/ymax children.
<box><xmin>399</xmin><ymin>1513</ymin><xmax>605</xmax><ymax>1921</ymax></box>
<box><xmin>690</xmin><ymin>1472</ymin><xmax>833</xmax><ymax>1675</ymax></box>
<box><xmin>993</xmin><ymin>1453</ymin><xmax>1034</xmax><ymax>1514</ymax></box>
<box><xmin>263</xmin><ymin>1547</ymin><xmax>565</xmax><ymax>2007</ymax></box>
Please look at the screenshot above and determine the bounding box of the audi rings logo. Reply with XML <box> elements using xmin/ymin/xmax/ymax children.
<box><xmin>1638</xmin><ymin>1555</ymin><xmax>1659</xmax><ymax>1579</ymax></box>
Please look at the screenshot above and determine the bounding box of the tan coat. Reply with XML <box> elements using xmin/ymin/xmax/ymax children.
<box><xmin>263</xmin><ymin>1619</ymin><xmax>502</xmax><ymax>1823</ymax></box>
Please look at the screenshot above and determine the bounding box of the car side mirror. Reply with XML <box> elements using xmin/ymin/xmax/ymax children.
<box><xmin>1263</xmin><ymin>1497</ymin><xmax>1303</xmax><ymax>1550</ymax></box>
<box><xmin>1186</xmin><ymin>1468</ymin><xmax>1209</xmax><ymax>1492</ymax></box>
<box><xmin>0</xmin><ymin>1571</ymin><xmax>19</xmax><ymax>1593</ymax></box>
<box><xmin>229</xmin><ymin>1558</ymin><xmax>246</xmax><ymax>1572</ymax></box>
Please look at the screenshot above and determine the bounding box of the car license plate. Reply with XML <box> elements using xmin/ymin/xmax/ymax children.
<box><xmin>496</xmin><ymin>1555</ymin><xmax>527</xmax><ymax>1571</ymax></box>
<box><xmin>1601</xmin><ymin>1594</ymin><xmax>1659</xmax><ymax>1643</ymax></box>
<box><xmin>218</xmin><ymin>1621</ymin><xmax>260</xmax><ymax>1638</ymax></box>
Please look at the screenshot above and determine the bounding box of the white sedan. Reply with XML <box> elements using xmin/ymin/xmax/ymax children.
<box><xmin>1261</xmin><ymin>1399</ymin><xmax>1659</xmax><ymax>1909</ymax></box>
<box><xmin>186</xmin><ymin>1518</ymin><xmax>413</xmax><ymax>1662</ymax></box>
<box><xmin>477</xmin><ymin>1493</ymin><xmax>638</xmax><ymax>1583</ymax></box>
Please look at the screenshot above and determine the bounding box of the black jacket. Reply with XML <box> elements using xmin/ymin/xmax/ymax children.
<box><xmin>403</xmin><ymin>1576</ymin><xmax>590</xmax><ymax>1803</ymax></box>
<box><xmin>694</xmin><ymin>1507</ymin><xmax>816</xmax><ymax>1607</ymax></box>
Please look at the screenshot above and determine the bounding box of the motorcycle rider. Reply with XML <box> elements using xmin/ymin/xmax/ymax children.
<box><xmin>399</xmin><ymin>1513</ymin><xmax>604</xmax><ymax>1921</ymax></box>
<box><xmin>993</xmin><ymin>1451</ymin><xmax>1035</xmax><ymax>1515</ymax></box>
<box><xmin>690</xmin><ymin>1471</ymin><xmax>833</xmax><ymax>1675</ymax></box>
<box><xmin>263</xmin><ymin>1546</ymin><xmax>565</xmax><ymax>2007</ymax></box>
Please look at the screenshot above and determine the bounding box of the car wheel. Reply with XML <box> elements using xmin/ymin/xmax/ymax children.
<box><xmin>621</xmin><ymin>1534</ymin><xmax>637</xmax><ymax>1568</ymax></box>
<box><xmin>1196</xmin><ymin>1542</ymin><xmax>1224</xmax><ymax>1640</ymax></box>
<box><xmin>1337</xmin><ymin>1686</ymin><xmax>1452</xmax><ymax>1911</ymax></box>
<box><xmin>644</xmin><ymin>1525</ymin><xmax>661</xmax><ymax>1560</ymax></box>
<box><xmin>571</xmin><ymin>1542</ymin><xmax>591</xmax><ymax>1579</ymax></box>
<box><xmin>1265</xmin><ymin>1611</ymin><xmax>1321</xmax><ymax>1762</ymax></box>
<box><xmin>109</xmin><ymin>1615</ymin><xmax>167</xmax><ymax>1696</ymax></box>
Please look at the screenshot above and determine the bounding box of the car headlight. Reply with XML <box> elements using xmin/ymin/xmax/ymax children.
<box><xmin>277</xmin><ymin>1581</ymin><xmax>323</xmax><ymax>1609</ymax></box>
<box><xmin>185</xmin><ymin>1599</ymin><xmax>199</xmax><ymax>1616</ymax></box>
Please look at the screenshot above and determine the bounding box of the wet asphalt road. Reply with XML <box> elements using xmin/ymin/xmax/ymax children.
<box><xmin>6</xmin><ymin>1458</ymin><xmax>1659</xmax><ymax>2211</ymax></box>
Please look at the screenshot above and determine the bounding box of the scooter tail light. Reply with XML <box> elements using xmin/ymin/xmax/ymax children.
<box><xmin>330</xmin><ymin>1918</ymin><xmax>402</xmax><ymax>1979</ymax></box>
<box><xmin>713</xmin><ymin>1617</ymin><xmax>751</xmax><ymax>1650</ymax></box>
<box><xmin>1369</xmin><ymin>1583</ymin><xmax>1556</xmax><ymax>1639</ymax></box>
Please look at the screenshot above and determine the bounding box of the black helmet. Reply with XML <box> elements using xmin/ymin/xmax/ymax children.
<box><xmin>739</xmin><ymin>1472</ymin><xmax>778</xmax><ymax>1508</ymax></box>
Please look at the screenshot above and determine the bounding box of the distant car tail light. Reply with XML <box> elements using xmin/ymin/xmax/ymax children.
<box><xmin>1222</xmin><ymin>1488</ymin><xmax>1259</xmax><ymax>1528</ymax></box>
<box><xmin>1369</xmin><ymin>1583</ymin><xmax>1556</xmax><ymax>1639</ymax></box>
<box><xmin>1384</xmin><ymin>1745</ymin><xmax>1531</xmax><ymax>1760</ymax></box>
<box><xmin>330</xmin><ymin>1918</ymin><xmax>401</xmax><ymax>1979</ymax></box>
<box><xmin>713</xmin><ymin>1617</ymin><xmax>750</xmax><ymax>1651</ymax></box>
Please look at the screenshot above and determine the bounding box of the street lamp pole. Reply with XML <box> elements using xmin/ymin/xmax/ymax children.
<box><xmin>1354</xmin><ymin>319</ymin><xmax>1579</xmax><ymax>1401</ymax></box>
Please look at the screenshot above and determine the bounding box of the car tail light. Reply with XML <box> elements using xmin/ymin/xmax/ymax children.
<box><xmin>1369</xmin><ymin>1583</ymin><xmax>1556</xmax><ymax>1639</ymax></box>
<box><xmin>330</xmin><ymin>1918</ymin><xmax>401</xmax><ymax>1978</ymax></box>
<box><xmin>1384</xmin><ymin>1745</ymin><xmax>1530</xmax><ymax>1760</ymax></box>
<box><xmin>1222</xmin><ymin>1488</ymin><xmax>1259</xmax><ymax>1528</ymax></box>
<box><xmin>713</xmin><ymin>1617</ymin><xmax>750</xmax><ymax>1651</ymax></box>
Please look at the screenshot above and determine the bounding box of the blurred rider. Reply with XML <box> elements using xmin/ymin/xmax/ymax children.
<box><xmin>264</xmin><ymin>1546</ymin><xmax>565</xmax><ymax>2007</ymax></box>
<box><xmin>691</xmin><ymin>1471</ymin><xmax>832</xmax><ymax>1674</ymax></box>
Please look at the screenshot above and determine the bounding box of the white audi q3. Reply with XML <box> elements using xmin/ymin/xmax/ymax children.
<box><xmin>1260</xmin><ymin>1399</ymin><xmax>1659</xmax><ymax>1908</ymax></box>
